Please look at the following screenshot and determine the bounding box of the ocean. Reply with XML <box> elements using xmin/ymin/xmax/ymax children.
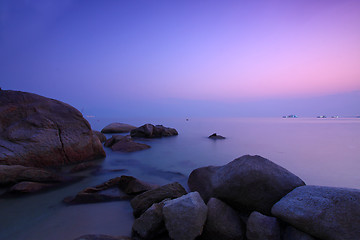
<box><xmin>1</xmin><ymin>117</ymin><xmax>359</xmax><ymax>240</ymax></box>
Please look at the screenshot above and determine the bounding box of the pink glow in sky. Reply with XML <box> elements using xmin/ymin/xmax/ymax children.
<box><xmin>1</xmin><ymin>0</ymin><xmax>359</xmax><ymax>116</ymax></box>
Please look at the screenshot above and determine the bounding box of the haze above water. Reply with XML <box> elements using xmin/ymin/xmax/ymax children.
<box><xmin>1</xmin><ymin>117</ymin><xmax>359</xmax><ymax>240</ymax></box>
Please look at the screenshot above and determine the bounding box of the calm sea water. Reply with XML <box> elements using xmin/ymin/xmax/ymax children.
<box><xmin>1</xmin><ymin>117</ymin><xmax>359</xmax><ymax>240</ymax></box>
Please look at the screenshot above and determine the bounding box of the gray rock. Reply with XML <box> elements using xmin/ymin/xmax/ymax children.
<box><xmin>201</xmin><ymin>198</ymin><xmax>245</xmax><ymax>240</ymax></box>
<box><xmin>93</xmin><ymin>130</ymin><xmax>106</xmax><ymax>143</ymax></box>
<box><xmin>272</xmin><ymin>185</ymin><xmax>360</xmax><ymax>240</ymax></box>
<box><xmin>0</xmin><ymin>165</ymin><xmax>61</xmax><ymax>185</ymax></box>
<box><xmin>101</xmin><ymin>122</ymin><xmax>137</xmax><ymax>133</ymax></box>
<box><xmin>132</xmin><ymin>201</ymin><xmax>167</xmax><ymax>239</ymax></box>
<box><xmin>246</xmin><ymin>211</ymin><xmax>281</xmax><ymax>240</ymax></box>
<box><xmin>189</xmin><ymin>155</ymin><xmax>305</xmax><ymax>215</ymax></box>
<box><xmin>163</xmin><ymin>192</ymin><xmax>208</xmax><ymax>240</ymax></box>
<box><xmin>131</xmin><ymin>182</ymin><xmax>187</xmax><ymax>218</ymax></box>
<box><xmin>0</xmin><ymin>90</ymin><xmax>105</xmax><ymax>167</ymax></box>
<box><xmin>119</xmin><ymin>175</ymin><xmax>159</xmax><ymax>195</ymax></box>
<box><xmin>283</xmin><ymin>225</ymin><xmax>318</xmax><ymax>240</ymax></box>
<box><xmin>188</xmin><ymin>166</ymin><xmax>218</xmax><ymax>203</ymax></box>
<box><xmin>130</xmin><ymin>124</ymin><xmax>178</xmax><ymax>138</ymax></box>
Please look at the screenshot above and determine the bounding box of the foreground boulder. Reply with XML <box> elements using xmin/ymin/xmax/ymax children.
<box><xmin>163</xmin><ymin>192</ymin><xmax>208</xmax><ymax>240</ymax></box>
<box><xmin>101</xmin><ymin>122</ymin><xmax>137</xmax><ymax>133</ymax></box>
<box><xmin>119</xmin><ymin>175</ymin><xmax>159</xmax><ymax>195</ymax></box>
<box><xmin>131</xmin><ymin>182</ymin><xmax>187</xmax><ymax>218</ymax></box>
<box><xmin>0</xmin><ymin>165</ymin><xmax>61</xmax><ymax>185</ymax></box>
<box><xmin>0</xmin><ymin>90</ymin><xmax>105</xmax><ymax>167</ymax></box>
<box><xmin>201</xmin><ymin>198</ymin><xmax>245</xmax><ymax>240</ymax></box>
<box><xmin>93</xmin><ymin>130</ymin><xmax>106</xmax><ymax>143</ymax></box>
<box><xmin>131</xmin><ymin>124</ymin><xmax>178</xmax><ymax>138</ymax></box>
<box><xmin>188</xmin><ymin>155</ymin><xmax>305</xmax><ymax>215</ymax></box>
<box><xmin>272</xmin><ymin>185</ymin><xmax>360</xmax><ymax>240</ymax></box>
<box><xmin>104</xmin><ymin>135</ymin><xmax>150</xmax><ymax>152</ymax></box>
<box><xmin>246</xmin><ymin>211</ymin><xmax>281</xmax><ymax>240</ymax></box>
<box><xmin>283</xmin><ymin>226</ymin><xmax>318</xmax><ymax>240</ymax></box>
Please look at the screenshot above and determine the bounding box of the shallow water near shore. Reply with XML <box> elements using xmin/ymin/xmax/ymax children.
<box><xmin>1</xmin><ymin>117</ymin><xmax>359</xmax><ymax>240</ymax></box>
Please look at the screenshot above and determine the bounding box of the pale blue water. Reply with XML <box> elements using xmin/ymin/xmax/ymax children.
<box><xmin>1</xmin><ymin>117</ymin><xmax>359</xmax><ymax>240</ymax></box>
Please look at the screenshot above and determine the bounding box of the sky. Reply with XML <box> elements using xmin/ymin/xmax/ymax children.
<box><xmin>1</xmin><ymin>0</ymin><xmax>359</xmax><ymax>117</ymax></box>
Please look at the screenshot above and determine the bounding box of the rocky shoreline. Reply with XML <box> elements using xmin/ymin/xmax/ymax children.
<box><xmin>1</xmin><ymin>90</ymin><xmax>359</xmax><ymax>240</ymax></box>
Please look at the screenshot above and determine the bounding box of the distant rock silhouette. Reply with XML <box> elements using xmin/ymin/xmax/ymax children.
<box><xmin>131</xmin><ymin>124</ymin><xmax>178</xmax><ymax>138</ymax></box>
<box><xmin>101</xmin><ymin>123</ymin><xmax>137</xmax><ymax>133</ymax></box>
<box><xmin>208</xmin><ymin>133</ymin><xmax>226</xmax><ymax>139</ymax></box>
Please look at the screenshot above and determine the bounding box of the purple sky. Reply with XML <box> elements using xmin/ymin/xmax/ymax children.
<box><xmin>1</xmin><ymin>0</ymin><xmax>359</xmax><ymax>117</ymax></box>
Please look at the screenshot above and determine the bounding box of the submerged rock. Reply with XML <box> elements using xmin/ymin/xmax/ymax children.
<box><xmin>163</xmin><ymin>191</ymin><xmax>208</xmax><ymax>240</ymax></box>
<box><xmin>246</xmin><ymin>211</ymin><xmax>281</xmax><ymax>240</ymax></box>
<box><xmin>201</xmin><ymin>198</ymin><xmax>245</xmax><ymax>240</ymax></box>
<box><xmin>272</xmin><ymin>185</ymin><xmax>360</xmax><ymax>240</ymax></box>
<box><xmin>0</xmin><ymin>165</ymin><xmax>61</xmax><ymax>185</ymax></box>
<box><xmin>130</xmin><ymin>124</ymin><xmax>178</xmax><ymax>138</ymax></box>
<box><xmin>0</xmin><ymin>90</ymin><xmax>105</xmax><ymax>167</ymax></box>
<box><xmin>188</xmin><ymin>155</ymin><xmax>305</xmax><ymax>215</ymax></box>
<box><xmin>10</xmin><ymin>181</ymin><xmax>55</xmax><ymax>193</ymax></box>
<box><xmin>101</xmin><ymin>123</ymin><xmax>137</xmax><ymax>133</ymax></box>
<box><xmin>93</xmin><ymin>130</ymin><xmax>106</xmax><ymax>143</ymax></box>
<box><xmin>208</xmin><ymin>133</ymin><xmax>226</xmax><ymax>139</ymax></box>
<box><xmin>104</xmin><ymin>135</ymin><xmax>150</xmax><ymax>153</ymax></box>
<box><xmin>131</xmin><ymin>182</ymin><xmax>187</xmax><ymax>218</ymax></box>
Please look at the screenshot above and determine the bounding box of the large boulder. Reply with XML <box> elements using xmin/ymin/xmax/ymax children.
<box><xmin>163</xmin><ymin>192</ymin><xmax>208</xmax><ymax>240</ymax></box>
<box><xmin>271</xmin><ymin>185</ymin><xmax>360</xmax><ymax>240</ymax></box>
<box><xmin>201</xmin><ymin>198</ymin><xmax>245</xmax><ymax>240</ymax></box>
<box><xmin>0</xmin><ymin>90</ymin><xmax>105</xmax><ymax>167</ymax></box>
<box><xmin>104</xmin><ymin>135</ymin><xmax>150</xmax><ymax>153</ymax></box>
<box><xmin>131</xmin><ymin>182</ymin><xmax>187</xmax><ymax>218</ymax></box>
<box><xmin>0</xmin><ymin>165</ymin><xmax>61</xmax><ymax>185</ymax></box>
<box><xmin>246</xmin><ymin>211</ymin><xmax>281</xmax><ymax>240</ymax></box>
<box><xmin>130</xmin><ymin>124</ymin><xmax>178</xmax><ymax>138</ymax></box>
<box><xmin>188</xmin><ymin>155</ymin><xmax>305</xmax><ymax>215</ymax></box>
<box><xmin>101</xmin><ymin>123</ymin><xmax>137</xmax><ymax>133</ymax></box>
<box><xmin>283</xmin><ymin>226</ymin><xmax>318</xmax><ymax>240</ymax></box>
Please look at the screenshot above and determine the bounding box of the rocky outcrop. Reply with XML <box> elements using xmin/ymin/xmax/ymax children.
<box><xmin>130</xmin><ymin>124</ymin><xmax>178</xmax><ymax>138</ymax></box>
<box><xmin>246</xmin><ymin>211</ymin><xmax>281</xmax><ymax>240</ymax></box>
<box><xmin>163</xmin><ymin>192</ymin><xmax>208</xmax><ymax>240</ymax></box>
<box><xmin>208</xmin><ymin>133</ymin><xmax>225</xmax><ymax>139</ymax></box>
<box><xmin>0</xmin><ymin>165</ymin><xmax>62</xmax><ymax>185</ymax></box>
<box><xmin>131</xmin><ymin>182</ymin><xmax>187</xmax><ymax>218</ymax></box>
<box><xmin>119</xmin><ymin>175</ymin><xmax>159</xmax><ymax>195</ymax></box>
<box><xmin>272</xmin><ymin>185</ymin><xmax>360</xmax><ymax>240</ymax></box>
<box><xmin>188</xmin><ymin>155</ymin><xmax>305</xmax><ymax>215</ymax></box>
<box><xmin>201</xmin><ymin>198</ymin><xmax>245</xmax><ymax>240</ymax></box>
<box><xmin>104</xmin><ymin>135</ymin><xmax>150</xmax><ymax>152</ymax></box>
<box><xmin>101</xmin><ymin>123</ymin><xmax>137</xmax><ymax>133</ymax></box>
<box><xmin>0</xmin><ymin>90</ymin><xmax>105</xmax><ymax>167</ymax></box>
<box><xmin>93</xmin><ymin>130</ymin><xmax>106</xmax><ymax>143</ymax></box>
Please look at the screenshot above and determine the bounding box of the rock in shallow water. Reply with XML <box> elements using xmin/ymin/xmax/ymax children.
<box><xmin>101</xmin><ymin>122</ymin><xmax>137</xmax><ymax>133</ymax></box>
<box><xmin>188</xmin><ymin>155</ymin><xmax>305</xmax><ymax>215</ymax></box>
<box><xmin>104</xmin><ymin>135</ymin><xmax>150</xmax><ymax>152</ymax></box>
<box><xmin>163</xmin><ymin>192</ymin><xmax>208</xmax><ymax>240</ymax></box>
<box><xmin>10</xmin><ymin>181</ymin><xmax>55</xmax><ymax>193</ymax></box>
<box><xmin>0</xmin><ymin>90</ymin><xmax>105</xmax><ymax>167</ymax></box>
<box><xmin>130</xmin><ymin>124</ymin><xmax>178</xmax><ymax>138</ymax></box>
<box><xmin>208</xmin><ymin>133</ymin><xmax>226</xmax><ymax>139</ymax></box>
<box><xmin>271</xmin><ymin>185</ymin><xmax>360</xmax><ymax>240</ymax></box>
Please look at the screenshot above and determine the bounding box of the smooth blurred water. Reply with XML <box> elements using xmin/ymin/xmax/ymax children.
<box><xmin>1</xmin><ymin>117</ymin><xmax>359</xmax><ymax>240</ymax></box>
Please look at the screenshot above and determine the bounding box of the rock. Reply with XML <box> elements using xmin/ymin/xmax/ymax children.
<box><xmin>69</xmin><ymin>162</ymin><xmax>98</xmax><ymax>173</ymax></box>
<box><xmin>101</xmin><ymin>123</ymin><xmax>137</xmax><ymax>133</ymax></box>
<box><xmin>131</xmin><ymin>182</ymin><xmax>187</xmax><ymax>218</ymax></box>
<box><xmin>163</xmin><ymin>192</ymin><xmax>208</xmax><ymax>240</ymax></box>
<box><xmin>208</xmin><ymin>133</ymin><xmax>225</xmax><ymax>139</ymax></box>
<box><xmin>118</xmin><ymin>175</ymin><xmax>159</xmax><ymax>195</ymax></box>
<box><xmin>0</xmin><ymin>165</ymin><xmax>61</xmax><ymax>185</ymax></box>
<box><xmin>130</xmin><ymin>124</ymin><xmax>178</xmax><ymax>138</ymax></box>
<box><xmin>64</xmin><ymin>177</ymin><xmax>131</xmax><ymax>204</ymax></box>
<box><xmin>271</xmin><ymin>185</ymin><xmax>360</xmax><ymax>240</ymax></box>
<box><xmin>283</xmin><ymin>226</ymin><xmax>318</xmax><ymax>240</ymax></box>
<box><xmin>73</xmin><ymin>234</ymin><xmax>131</xmax><ymax>240</ymax></box>
<box><xmin>188</xmin><ymin>166</ymin><xmax>218</xmax><ymax>203</ymax></box>
<box><xmin>93</xmin><ymin>130</ymin><xmax>106</xmax><ymax>143</ymax></box>
<box><xmin>104</xmin><ymin>135</ymin><xmax>150</xmax><ymax>153</ymax></box>
<box><xmin>201</xmin><ymin>198</ymin><xmax>245</xmax><ymax>240</ymax></box>
<box><xmin>132</xmin><ymin>201</ymin><xmax>167</xmax><ymax>240</ymax></box>
<box><xmin>10</xmin><ymin>181</ymin><xmax>54</xmax><ymax>193</ymax></box>
<box><xmin>189</xmin><ymin>155</ymin><xmax>305</xmax><ymax>215</ymax></box>
<box><xmin>246</xmin><ymin>211</ymin><xmax>281</xmax><ymax>240</ymax></box>
<box><xmin>0</xmin><ymin>90</ymin><xmax>105</xmax><ymax>167</ymax></box>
